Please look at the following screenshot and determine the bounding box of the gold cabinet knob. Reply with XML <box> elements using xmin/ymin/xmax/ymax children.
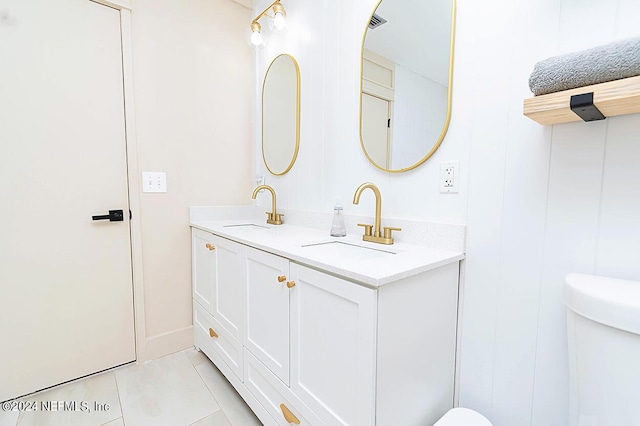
<box><xmin>277</xmin><ymin>275</ymin><xmax>287</xmax><ymax>282</ymax></box>
<box><xmin>205</xmin><ymin>243</ymin><xmax>215</xmax><ymax>251</ymax></box>
<box><xmin>279</xmin><ymin>404</ymin><xmax>300</xmax><ymax>424</ymax></box>
<box><xmin>286</xmin><ymin>281</ymin><xmax>296</xmax><ymax>289</ymax></box>
<box><xmin>209</xmin><ymin>328</ymin><xmax>218</xmax><ymax>338</ymax></box>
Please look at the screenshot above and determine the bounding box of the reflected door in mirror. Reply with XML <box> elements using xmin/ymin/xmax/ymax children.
<box><xmin>362</xmin><ymin>93</ymin><xmax>391</xmax><ymax>169</ymax></box>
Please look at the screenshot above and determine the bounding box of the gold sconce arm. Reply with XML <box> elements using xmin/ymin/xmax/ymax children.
<box><xmin>252</xmin><ymin>0</ymin><xmax>286</xmax><ymax>25</ymax></box>
<box><xmin>249</xmin><ymin>0</ymin><xmax>287</xmax><ymax>46</ymax></box>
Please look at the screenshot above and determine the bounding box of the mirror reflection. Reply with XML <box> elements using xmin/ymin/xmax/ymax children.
<box><xmin>360</xmin><ymin>0</ymin><xmax>455</xmax><ymax>172</ymax></box>
<box><xmin>262</xmin><ymin>54</ymin><xmax>300</xmax><ymax>176</ymax></box>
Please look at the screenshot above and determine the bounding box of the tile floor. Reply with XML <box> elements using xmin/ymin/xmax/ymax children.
<box><xmin>0</xmin><ymin>348</ymin><xmax>261</xmax><ymax>426</ymax></box>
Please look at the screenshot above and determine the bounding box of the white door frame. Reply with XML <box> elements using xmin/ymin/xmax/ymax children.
<box><xmin>90</xmin><ymin>0</ymin><xmax>148</xmax><ymax>361</ymax></box>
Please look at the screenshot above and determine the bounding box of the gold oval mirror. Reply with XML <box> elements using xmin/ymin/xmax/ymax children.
<box><xmin>262</xmin><ymin>54</ymin><xmax>300</xmax><ymax>176</ymax></box>
<box><xmin>359</xmin><ymin>0</ymin><xmax>456</xmax><ymax>172</ymax></box>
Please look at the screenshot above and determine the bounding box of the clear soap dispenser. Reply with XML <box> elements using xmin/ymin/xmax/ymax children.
<box><xmin>330</xmin><ymin>204</ymin><xmax>346</xmax><ymax>237</ymax></box>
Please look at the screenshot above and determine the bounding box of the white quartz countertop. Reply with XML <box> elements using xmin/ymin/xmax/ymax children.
<box><xmin>191</xmin><ymin>219</ymin><xmax>465</xmax><ymax>287</ymax></box>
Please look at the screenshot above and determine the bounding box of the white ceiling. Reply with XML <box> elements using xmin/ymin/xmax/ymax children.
<box><xmin>231</xmin><ymin>0</ymin><xmax>253</xmax><ymax>10</ymax></box>
<box><xmin>364</xmin><ymin>0</ymin><xmax>453</xmax><ymax>86</ymax></box>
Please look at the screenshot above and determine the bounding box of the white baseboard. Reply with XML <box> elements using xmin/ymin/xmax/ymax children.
<box><xmin>143</xmin><ymin>326</ymin><xmax>194</xmax><ymax>361</ymax></box>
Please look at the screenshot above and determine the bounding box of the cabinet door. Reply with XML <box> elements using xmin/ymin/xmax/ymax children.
<box><xmin>192</xmin><ymin>229</ymin><xmax>216</xmax><ymax>312</ymax></box>
<box><xmin>211</xmin><ymin>235</ymin><xmax>244</xmax><ymax>342</ymax></box>
<box><xmin>290</xmin><ymin>263</ymin><xmax>377</xmax><ymax>426</ymax></box>
<box><xmin>244</xmin><ymin>247</ymin><xmax>291</xmax><ymax>385</ymax></box>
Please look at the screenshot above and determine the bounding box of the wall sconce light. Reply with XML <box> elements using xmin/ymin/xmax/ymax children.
<box><xmin>250</xmin><ymin>0</ymin><xmax>287</xmax><ymax>47</ymax></box>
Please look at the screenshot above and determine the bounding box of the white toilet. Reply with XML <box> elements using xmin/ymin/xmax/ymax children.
<box><xmin>564</xmin><ymin>273</ymin><xmax>640</xmax><ymax>426</ymax></box>
<box><xmin>434</xmin><ymin>407</ymin><xmax>492</xmax><ymax>425</ymax></box>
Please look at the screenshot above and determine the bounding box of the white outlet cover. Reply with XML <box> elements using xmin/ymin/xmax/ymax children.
<box><xmin>440</xmin><ymin>161</ymin><xmax>459</xmax><ymax>194</ymax></box>
<box><xmin>142</xmin><ymin>171</ymin><xmax>167</xmax><ymax>193</ymax></box>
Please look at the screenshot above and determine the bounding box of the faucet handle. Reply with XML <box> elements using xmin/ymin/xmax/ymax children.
<box><xmin>383</xmin><ymin>226</ymin><xmax>402</xmax><ymax>240</ymax></box>
<box><xmin>357</xmin><ymin>223</ymin><xmax>373</xmax><ymax>236</ymax></box>
<box><xmin>264</xmin><ymin>211</ymin><xmax>284</xmax><ymax>218</ymax></box>
<box><xmin>265</xmin><ymin>211</ymin><xmax>284</xmax><ymax>225</ymax></box>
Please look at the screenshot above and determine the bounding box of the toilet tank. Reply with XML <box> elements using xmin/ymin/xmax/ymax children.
<box><xmin>564</xmin><ymin>273</ymin><xmax>640</xmax><ymax>426</ymax></box>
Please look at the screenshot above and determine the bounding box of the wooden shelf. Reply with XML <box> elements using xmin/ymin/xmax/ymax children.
<box><xmin>523</xmin><ymin>75</ymin><xmax>640</xmax><ymax>125</ymax></box>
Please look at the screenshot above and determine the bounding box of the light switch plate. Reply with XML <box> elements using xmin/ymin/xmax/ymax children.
<box><xmin>142</xmin><ymin>172</ymin><xmax>167</xmax><ymax>193</ymax></box>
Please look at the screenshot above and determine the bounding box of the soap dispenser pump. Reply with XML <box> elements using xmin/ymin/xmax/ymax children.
<box><xmin>330</xmin><ymin>203</ymin><xmax>346</xmax><ymax>237</ymax></box>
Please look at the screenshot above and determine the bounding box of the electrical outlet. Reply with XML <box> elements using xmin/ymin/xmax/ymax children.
<box><xmin>142</xmin><ymin>171</ymin><xmax>167</xmax><ymax>193</ymax></box>
<box><xmin>440</xmin><ymin>161</ymin><xmax>459</xmax><ymax>194</ymax></box>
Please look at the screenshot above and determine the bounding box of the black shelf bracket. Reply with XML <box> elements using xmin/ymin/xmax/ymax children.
<box><xmin>570</xmin><ymin>92</ymin><xmax>606</xmax><ymax>122</ymax></box>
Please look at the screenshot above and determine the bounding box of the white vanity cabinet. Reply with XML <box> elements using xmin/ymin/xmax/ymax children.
<box><xmin>192</xmin><ymin>226</ymin><xmax>460</xmax><ymax>426</ymax></box>
<box><xmin>192</xmin><ymin>229</ymin><xmax>244</xmax><ymax>380</ymax></box>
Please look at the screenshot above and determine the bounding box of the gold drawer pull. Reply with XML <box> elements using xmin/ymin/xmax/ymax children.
<box><xmin>286</xmin><ymin>281</ymin><xmax>296</xmax><ymax>289</ymax></box>
<box><xmin>280</xmin><ymin>404</ymin><xmax>300</xmax><ymax>424</ymax></box>
<box><xmin>277</xmin><ymin>275</ymin><xmax>287</xmax><ymax>282</ymax></box>
<box><xmin>209</xmin><ymin>328</ymin><xmax>218</xmax><ymax>338</ymax></box>
<box><xmin>205</xmin><ymin>243</ymin><xmax>215</xmax><ymax>251</ymax></box>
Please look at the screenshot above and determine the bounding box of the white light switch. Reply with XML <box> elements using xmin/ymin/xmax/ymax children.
<box><xmin>142</xmin><ymin>172</ymin><xmax>167</xmax><ymax>193</ymax></box>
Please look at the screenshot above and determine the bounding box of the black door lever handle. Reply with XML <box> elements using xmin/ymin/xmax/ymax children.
<box><xmin>92</xmin><ymin>209</ymin><xmax>124</xmax><ymax>222</ymax></box>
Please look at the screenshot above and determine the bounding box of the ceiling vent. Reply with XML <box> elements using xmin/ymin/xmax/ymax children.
<box><xmin>369</xmin><ymin>13</ymin><xmax>387</xmax><ymax>29</ymax></box>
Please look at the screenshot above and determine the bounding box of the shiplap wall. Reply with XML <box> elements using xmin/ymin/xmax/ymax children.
<box><xmin>461</xmin><ymin>1</ymin><xmax>640</xmax><ymax>425</ymax></box>
<box><xmin>252</xmin><ymin>0</ymin><xmax>640</xmax><ymax>424</ymax></box>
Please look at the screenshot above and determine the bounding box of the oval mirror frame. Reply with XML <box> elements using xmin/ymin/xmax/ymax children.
<box><xmin>262</xmin><ymin>54</ymin><xmax>301</xmax><ymax>176</ymax></box>
<box><xmin>359</xmin><ymin>0</ymin><xmax>456</xmax><ymax>173</ymax></box>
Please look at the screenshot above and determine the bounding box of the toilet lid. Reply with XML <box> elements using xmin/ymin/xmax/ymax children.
<box><xmin>434</xmin><ymin>408</ymin><xmax>493</xmax><ymax>426</ymax></box>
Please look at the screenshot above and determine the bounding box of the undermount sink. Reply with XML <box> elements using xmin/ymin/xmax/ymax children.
<box><xmin>223</xmin><ymin>223</ymin><xmax>269</xmax><ymax>229</ymax></box>
<box><xmin>300</xmin><ymin>241</ymin><xmax>396</xmax><ymax>260</ymax></box>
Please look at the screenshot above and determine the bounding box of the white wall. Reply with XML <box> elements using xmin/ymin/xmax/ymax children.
<box><xmin>132</xmin><ymin>0</ymin><xmax>253</xmax><ymax>359</ymax></box>
<box><xmin>253</xmin><ymin>0</ymin><xmax>640</xmax><ymax>424</ymax></box>
<box><xmin>392</xmin><ymin>64</ymin><xmax>448</xmax><ymax>170</ymax></box>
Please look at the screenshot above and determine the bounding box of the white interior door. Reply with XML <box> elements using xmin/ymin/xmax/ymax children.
<box><xmin>0</xmin><ymin>0</ymin><xmax>135</xmax><ymax>401</ymax></box>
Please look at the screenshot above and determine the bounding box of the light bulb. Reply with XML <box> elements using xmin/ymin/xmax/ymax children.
<box><xmin>250</xmin><ymin>29</ymin><xmax>263</xmax><ymax>46</ymax></box>
<box><xmin>273</xmin><ymin>12</ymin><xmax>286</xmax><ymax>30</ymax></box>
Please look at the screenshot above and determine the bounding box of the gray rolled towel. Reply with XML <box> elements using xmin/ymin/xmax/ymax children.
<box><xmin>529</xmin><ymin>37</ymin><xmax>640</xmax><ymax>96</ymax></box>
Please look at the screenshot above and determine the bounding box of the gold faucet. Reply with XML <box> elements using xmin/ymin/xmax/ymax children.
<box><xmin>252</xmin><ymin>185</ymin><xmax>283</xmax><ymax>225</ymax></box>
<box><xmin>352</xmin><ymin>182</ymin><xmax>401</xmax><ymax>245</ymax></box>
